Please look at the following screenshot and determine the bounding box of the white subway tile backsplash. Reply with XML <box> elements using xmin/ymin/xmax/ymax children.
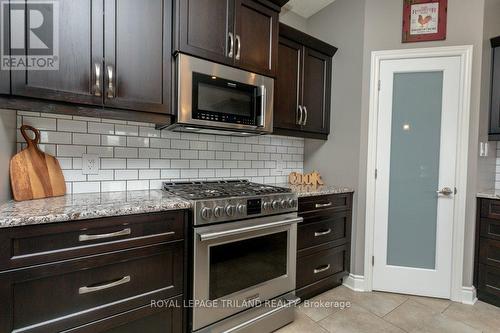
<box><xmin>127</xmin><ymin>180</ymin><xmax>150</xmax><ymax>191</ymax></box>
<box><xmin>73</xmin><ymin>182</ymin><xmax>100</xmax><ymax>194</ymax></box>
<box><xmin>87</xmin><ymin>146</ymin><xmax>114</xmax><ymax>158</ymax></box>
<box><xmin>115</xmin><ymin>124</ymin><xmax>138</xmax><ymax>136</ymax></box>
<box><xmin>58</xmin><ymin>119</ymin><xmax>87</xmax><ymax>133</ymax></box>
<box><xmin>40</xmin><ymin>131</ymin><xmax>72</xmax><ymax>144</ymax></box>
<box><xmin>101</xmin><ymin>181</ymin><xmax>127</xmax><ymax>192</ymax></box>
<box><xmin>127</xmin><ymin>159</ymin><xmax>149</xmax><ymax>169</ymax></box>
<box><xmin>73</xmin><ymin>133</ymin><xmax>100</xmax><ymax>146</ymax></box>
<box><xmin>127</xmin><ymin>137</ymin><xmax>149</xmax><ymax>148</ymax></box>
<box><xmin>23</xmin><ymin>116</ymin><xmax>56</xmax><ymax>130</ymax></box>
<box><xmin>88</xmin><ymin>122</ymin><xmax>114</xmax><ymax>134</ymax></box>
<box><xmin>115</xmin><ymin>169</ymin><xmax>138</xmax><ymax>180</ymax></box>
<box><xmin>57</xmin><ymin>145</ymin><xmax>86</xmax><ymax>157</ymax></box>
<box><xmin>17</xmin><ymin>113</ymin><xmax>304</xmax><ymax>194</ymax></box>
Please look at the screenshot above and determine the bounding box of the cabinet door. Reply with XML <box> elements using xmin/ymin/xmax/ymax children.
<box><xmin>234</xmin><ymin>0</ymin><xmax>278</xmax><ymax>76</ymax></box>
<box><xmin>176</xmin><ymin>0</ymin><xmax>233</xmax><ymax>66</ymax></box>
<box><xmin>11</xmin><ymin>0</ymin><xmax>103</xmax><ymax>106</ymax></box>
<box><xmin>274</xmin><ymin>37</ymin><xmax>301</xmax><ymax>130</ymax></box>
<box><xmin>104</xmin><ymin>0</ymin><xmax>171</xmax><ymax>114</ymax></box>
<box><xmin>301</xmin><ymin>47</ymin><xmax>331</xmax><ymax>134</ymax></box>
<box><xmin>490</xmin><ymin>48</ymin><xmax>500</xmax><ymax>137</ymax></box>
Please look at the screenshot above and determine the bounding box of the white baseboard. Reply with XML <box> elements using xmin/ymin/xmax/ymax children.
<box><xmin>461</xmin><ymin>286</ymin><xmax>477</xmax><ymax>305</ymax></box>
<box><xmin>343</xmin><ymin>274</ymin><xmax>366</xmax><ymax>292</ymax></box>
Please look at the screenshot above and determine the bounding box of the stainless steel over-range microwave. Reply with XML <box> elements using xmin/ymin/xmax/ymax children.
<box><xmin>168</xmin><ymin>53</ymin><xmax>274</xmax><ymax>136</ymax></box>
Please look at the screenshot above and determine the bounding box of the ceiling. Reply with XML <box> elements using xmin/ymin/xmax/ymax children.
<box><xmin>284</xmin><ymin>0</ymin><xmax>336</xmax><ymax>18</ymax></box>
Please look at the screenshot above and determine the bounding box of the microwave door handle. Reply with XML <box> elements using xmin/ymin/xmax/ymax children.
<box><xmin>198</xmin><ymin>217</ymin><xmax>302</xmax><ymax>241</ymax></box>
<box><xmin>258</xmin><ymin>85</ymin><xmax>266</xmax><ymax>127</ymax></box>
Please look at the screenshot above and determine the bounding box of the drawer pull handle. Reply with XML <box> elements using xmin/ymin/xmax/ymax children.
<box><xmin>315</xmin><ymin>229</ymin><xmax>332</xmax><ymax>237</ymax></box>
<box><xmin>79</xmin><ymin>276</ymin><xmax>131</xmax><ymax>294</ymax></box>
<box><xmin>79</xmin><ymin>228</ymin><xmax>131</xmax><ymax>242</ymax></box>
<box><xmin>314</xmin><ymin>264</ymin><xmax>331</xmax><ymax>274</ymax></box>
<box><xmin>315</xmin><ymin>202</ymin><xmax>333</xmax><ymax>208</ymax></box>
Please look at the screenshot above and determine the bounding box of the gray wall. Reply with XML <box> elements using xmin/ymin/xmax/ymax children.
<box><xmin>279</xmin><ymin>7</ymin><xmax>308</xmax><ymax>31</ymax></box>
<box><xmin>0</xmin><ymin>110</ymin><xmax>16</xmax><ymax>203</ymax></box>
<box><xmin>303</xmin><ymin>0</ymin><xmax>366</xmax><ymax>274</ymax></box>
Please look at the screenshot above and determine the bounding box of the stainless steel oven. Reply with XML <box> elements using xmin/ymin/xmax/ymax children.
<box><xmin>192</xmin><ymin>213</ymin><xmax>301</xmax><ymax>331</ymax></box>
<box><xmin>169</xmin><ymin>54</ymin><xmax>274</xmax><ymax>136</ymax></box>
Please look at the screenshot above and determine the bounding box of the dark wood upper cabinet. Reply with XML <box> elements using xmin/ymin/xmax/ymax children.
<box><xmin>273</xmin><ymin>23</ymin><xmax>337</xmax><ymax>140</ymax></box>
<box><xmin>10</xmin><ymin>0</ymin><xmax>103</xmax><ymax>106</ymax></box>
<box><xmin>103</xmin><ymin>0</ymin><xmax>172</xmax><ymax>114</ymax></box>
<box><xmin>234</xmin><ymin>0</ymin><xmax>278</xmax><ymax>76</ymax></box>
<box><xmin>174</xmin><ymin>0</ymin><xmax>280</xmax><ymax>77</ymax></box>
<box><xmin>7</xmin><ymin>0</ymin><xmax>172</xmax><ymax>118</ymax></box>
<box><xmin>301</xmin><ymin>47</ymin><xmax>331</xmax><ymax>134</ymax></box>
<box><xmin>274</xmin><ymin>37</ymin><xmax>301</xmax><ymax>130</ymax></box>
<box><xmin>489</xmin><ymin>36</ymin><xmax>500</xmax><ymax>140</ymax></box>
<box><xmin>175</xmin><ymin>0</ymin><xmax>233</xmax><ymax>66</ymax></box>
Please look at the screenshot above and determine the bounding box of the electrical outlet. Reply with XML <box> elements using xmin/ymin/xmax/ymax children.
<box><xmin>82</xmin><ymin>154</ymin><xmax>99</xmax><ymax>175</ymax></box>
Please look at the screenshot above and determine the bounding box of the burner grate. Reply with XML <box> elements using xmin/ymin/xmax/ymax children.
<box><xmin>162</xmin><ymin>180</ymin><xmax>291</xmax><ymax>200</ymax></box>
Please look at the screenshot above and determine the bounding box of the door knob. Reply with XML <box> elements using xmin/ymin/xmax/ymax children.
<box><xmin>437</xmin><ymin>187</ymin><xmax>454</xmax><ymax>196</ymax></box>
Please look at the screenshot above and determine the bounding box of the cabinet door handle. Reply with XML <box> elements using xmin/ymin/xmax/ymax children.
<box><xmin>313</xmin><ymin>264</ymin><xmax>331</xmax><ymax>274</ymax></box>
<box><xmin>303</xmin><ymin>106</ymin><xmax>308</xmax><ymax>126</ymax></box>
<box><xmin>107</xmin><ymin>65</ymin><xmax>115</xmax><ymax>99</ymax></box>
<box><xmin>315</xmin><ymin>202</ymin><xmax>333</xmax><ymax>208</ymax></box>
<box><xmin>79</xmin><ymin>276</ymin><xmax>131</xmax><ymax>294</ymax></box>
<box><xmin>235</xmin><ymin>34</ymin><xmax>241</xmax><ymax>60</ymax></box>
<box><xmin>298</xmin><ymin>105</ymin><xmax>304</xmax><ymax>125</ymax></box>
<box><xmin>314</xmin><ymin>229</ymin><xmax>332</xmax><ymax>237</ymax></box>
<box><xmin>228</xmin><ymin>32</ymin><xmax>234</xmax><ymax>58</ymax></box>
<box><xmin>93</xmin><ymin>63</ymin><xmax>101</xmax><ymax>96</ymax></box>
<box><xmin>79</xmin><ymin>228</ymin><xmax>131</xmax><ymax>242</ymax></box>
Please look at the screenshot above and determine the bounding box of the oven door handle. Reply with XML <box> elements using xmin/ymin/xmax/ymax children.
<box><xmin>198</xmin><ymin>217</ymin><xmax>302</xmax><ymax>242</ymax></box>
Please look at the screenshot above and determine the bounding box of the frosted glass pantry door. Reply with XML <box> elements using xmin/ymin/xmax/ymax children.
<box><xmin>372</xmin><ymin>56</ymin><xmax>461</xmax><ymax>298</ymax></box>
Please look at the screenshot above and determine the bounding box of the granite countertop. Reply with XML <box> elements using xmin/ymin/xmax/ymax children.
<box><xmin>477</xmin><ymin>190</ymin><xmax>500</xmax><ymax>200</ymax></box>
<box><xmin>276</xmin><ymin>183</ymin><xmax>355</xmax><ymax>197</ymax></box>
<box><xmin>0</xmin><ymin>190</ymin><xmax>192</xmax><ymax>228</ymax></box>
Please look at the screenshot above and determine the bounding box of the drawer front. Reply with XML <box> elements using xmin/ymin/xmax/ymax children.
<box><xmin>481</xmin><ymin>199</ymin><xmax>500</xmax><ymax>220</ymax></box>
<box><xmin>1</xmin><ymin>242</ymin><xmax>183</xmax><ymax>333</ymax></box>
<box><xmin>299</xmin><ymin>193</ymin><xmax>352</xmax><ymax>214</ymax></box>
<box><xmin>479</xmin><ymin>237</ymin><xmax>500</xmax><ymax>268</ymax></box>
<box><xmin>64</xmin><ymin>297</ymin><xmax>183</xmax><ymax>333</ymax></box>
<box><xmin>0</xmin><ymin>210</ymin><xmax>185</xmax><ymax>270</ymax></box>
<box><xmin>478</xmin><ymin>264</ymin><xmax>500</xmax><ymax>299</ymax></box>
<box><xmin>298</xmin><ymin>211</ymin><xmax>350</xmax><ymax>250</ymax></box>
<box><xmin>296</xmin><ymin>244</ymin><xmax>348</xmax><ymax>289</ymax></box>
<box><xmin>480</xmin><ymin>218</ymin><xmax>500</xmax><ymax>241</ymax></box>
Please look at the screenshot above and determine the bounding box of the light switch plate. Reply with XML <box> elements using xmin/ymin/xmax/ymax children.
<box><xmin>82</xmin><ymin>154</ymin><xmax>99</xmax><ymax>175</ymax></box>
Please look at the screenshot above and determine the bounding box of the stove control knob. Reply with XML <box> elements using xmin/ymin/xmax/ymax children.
<box><xmin>263</xmin><ymin>201</ymin><xmax>271</xmax><ymax>210</ymax></box>
<box><xmin>201</xmin><ymin>207</ymin><xmax>212</xmax><ymax>220</ymax></box>
<box><xmin>280</xmin><ymin>199</ymin><xmax>288</xmax><ymax>208</ymax></box>
<box><xmin>288</xmin><ymin>198</ymin><xmax>297</xmax><ymax>208</ymax></box>
<box><xmin>272</xmin><ymin>200</ymin><xmax>280</xmax><ymax>210</ymax></box>
<box><xmin>213</xmin><ymin>206</ymin><xmax>224</xmax><ymax>218</ymax></box>
<box><xmin>226</xmin><ymin>205</ymin><xmax>236</xmax><ymax>217</ymax></box>
<box><xmin>237</xmin><ymin>204</ymin><xmax>246</xmax><ymax>215</ymax></box>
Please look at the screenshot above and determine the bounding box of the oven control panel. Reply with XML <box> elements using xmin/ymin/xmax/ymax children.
<box><xmin>194</xmin><ymin>194</ymin><xmax>298</xmax><ymax>225</ymax></box>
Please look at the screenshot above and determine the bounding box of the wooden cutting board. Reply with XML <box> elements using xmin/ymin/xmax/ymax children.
<box><xmin>10</xmin><ymin>125</ymin><xmax>66</xmax><ymax>201</ymax></box>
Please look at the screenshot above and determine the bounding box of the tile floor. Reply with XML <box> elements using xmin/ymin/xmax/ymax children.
<box><xmin>276</xmin><ymin>286</ymin><xmax>500</xmax><ymax>333</ymax></box>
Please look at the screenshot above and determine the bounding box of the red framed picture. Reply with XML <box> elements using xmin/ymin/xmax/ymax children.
<box><xmin>402</xmin><ymin>0</ymin><xmax>447</xmax><ymax>43</ymax></box>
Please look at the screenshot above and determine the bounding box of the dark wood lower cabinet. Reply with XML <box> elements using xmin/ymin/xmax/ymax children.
<box><xmin>0</xmin><ymin>210</ymin><xmax>187</xmax><ymax>333</ymax></box>
<box><xmin>296</xmin><ymin>193</ymin><xmax>353</xmax><ymax>300</ymax></box>
<box><xmin>475</xmin><ymin>198</ymin><xmax>500</xmax><ymax>307</ymax></box>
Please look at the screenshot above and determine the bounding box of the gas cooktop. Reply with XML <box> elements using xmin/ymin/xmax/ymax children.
<box><xmin>162</xmin><ymin>180</ymin><xmax>297</xmax><ymax>225</ymax></box>
<box><xmin>162</xmin><ymin>180</ymin><xmax>291</xmax><ymax>200</ymax></box>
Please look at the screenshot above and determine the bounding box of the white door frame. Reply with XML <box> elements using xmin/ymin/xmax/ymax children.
<box><xmin>364</xmin><ymin>46</ymin><xmax>473</xmax><ymax>302</ymax></box>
